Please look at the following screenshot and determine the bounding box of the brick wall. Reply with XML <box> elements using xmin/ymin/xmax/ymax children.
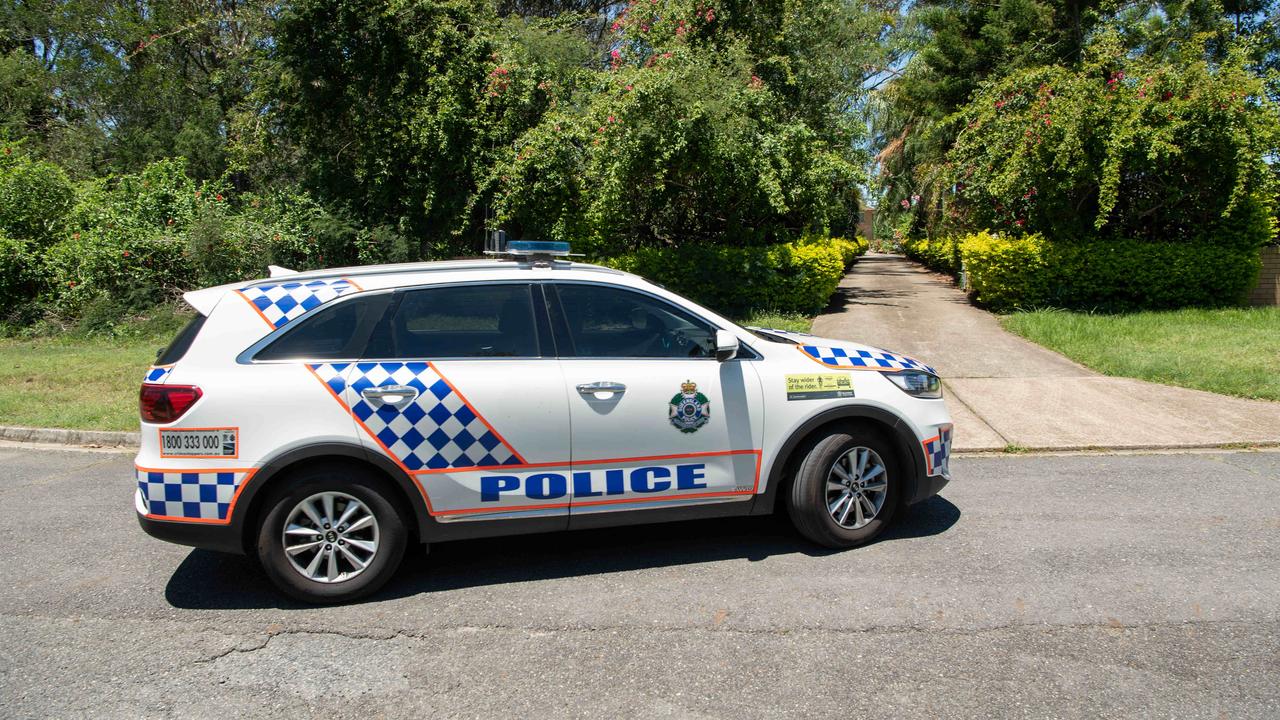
<box><xmin>857</xmin><ymin>208</ymin><xmax>875</xmax><ymax>243</ymax></box>
<box><xmin>1249</xmin><ymin>246</ymin><xmax>1280</xmax><ymax>307</ymax></box>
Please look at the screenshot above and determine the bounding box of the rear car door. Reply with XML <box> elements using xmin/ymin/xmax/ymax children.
<box><xmin>347</xmin><ymin>282</ymin><xmax>572</xmax><ymax>524</ymax></box>
<box><xmin>547</xmin><ymin>282</ymin><xmax>765</xmax><ymax>521</ymax></box>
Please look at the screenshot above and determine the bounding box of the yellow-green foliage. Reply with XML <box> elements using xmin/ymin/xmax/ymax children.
<box><xmin>825</xmin><ymin>236</ymin><xmax>869</xmax><ymax>266</ymax></box>
<box><xmin>902</xmin><ymin>235</ymin><xmax>961</xmax><ymax>274</ymax></box>
<box><xmin>958</xmin><ymin>230</ymin><xmax>1263</xmax><ymax>312</ymax></box>
<box><xmin>603</xmin><ymin>237</ymin><xmax>864</xmax><ymax>315</ymax></box>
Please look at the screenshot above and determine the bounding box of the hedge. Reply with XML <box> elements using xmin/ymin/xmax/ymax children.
<box><xmin>959</xmin><ymin>231</ymin><xmax>1263</xmax><ymax>312</ymax></box>
<box><xmin>602</xmin><ymin>236</ymin><xmax>867</xmax><ymax>315</ymax></box>
<box><xmin>902</xmin><ymin>235</ymin><xmax>961</xmax><ymax>275</ymax></box>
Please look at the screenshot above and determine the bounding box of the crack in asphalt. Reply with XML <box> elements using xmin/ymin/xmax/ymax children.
<box><xmin>170</xmin><ymin>616</ymin><xmax>1277</xmax><ymax>667</ymax></box>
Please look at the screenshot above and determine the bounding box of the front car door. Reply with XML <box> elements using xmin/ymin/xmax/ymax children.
<box><xmin>343</xmin><ymin>282</ymin><xmax>572</xmax><ymax>524</ymax></box>
<box><xmin>547</xmin><ymin>282</ymin><xmax>765</xmax><ymax>522</ymax></box>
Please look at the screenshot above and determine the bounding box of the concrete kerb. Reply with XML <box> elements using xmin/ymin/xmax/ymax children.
<box><xmin>0</xmin><ymin>425</ymin><xmax>139</xmax><ymax>449</ymax></box>
<box><xmin>0</xmin><ymin>424</ymin><xmax>1275</xmax><ymax>458</ymax></box>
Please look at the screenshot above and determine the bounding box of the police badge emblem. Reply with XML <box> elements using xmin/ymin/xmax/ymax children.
<box><xmin>669</xmin><ymin>380</ymin><xmax>710</xmax><ymax>433</ymax></box>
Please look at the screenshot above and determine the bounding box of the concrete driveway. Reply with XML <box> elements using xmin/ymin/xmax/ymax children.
<box><xmin>4</xmin><ymin>444</ymin><xmax>1280</xmax><ymax>718</ymax></box>
<box><xmin>812</xmin><ymin>255</ymin><xmax>1280</xmax><ymax>451</ymax></box>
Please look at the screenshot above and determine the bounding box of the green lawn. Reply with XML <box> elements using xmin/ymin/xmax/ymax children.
<box><xmin>1001</xmin><ymin>307</ymin><xmax>1280</xmax><ymax>401</ymax></box>
<box><xmin>736</xmin><ymin>310</ymin><xmax>815</xmax><ymax>334</ymax></box>
<box><xmin>0</xmin><ymin>336</ymin><xmax>165</xmax><ymax>431</ymax></box>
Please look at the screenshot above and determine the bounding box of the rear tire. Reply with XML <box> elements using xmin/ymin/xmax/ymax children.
<box><xmin>786</xmin><ymin>426</ymin><xmax>901</xmax><ymax>548</ymax></box>
<box><xmin>256</xmin><ymin>466</ymin><xmax>408</xmax><ymax>603</ymax></box>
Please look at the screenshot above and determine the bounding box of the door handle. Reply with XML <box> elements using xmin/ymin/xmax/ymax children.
<box><xmin>360</xmin><ymin>385</ymin><xmax>419</xmax><ymax>407</ymax></box>
<box><xmin>576</xmin><ymin>381</ymin><xmax>626</xmax><ymax>396</ymax></box>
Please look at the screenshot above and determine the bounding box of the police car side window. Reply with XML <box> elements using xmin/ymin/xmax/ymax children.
<box><xmin>255</xmin><ymin>295</ymin><xmax>382</xmax><ymax>361</ymax></box>
<box><xmin>554</xmin><ymin>284</ymin><xmax>716</xmax><ymax>359</ymax></box>
<box><xmin>368</xmin><ymin>283</ymin><xmax>541</xmax><ymax>359</ymax></box>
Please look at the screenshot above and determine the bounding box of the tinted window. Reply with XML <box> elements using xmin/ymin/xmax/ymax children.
<box><xmin>368</xmin><ymin>284</ymin><xmax>540</xmax><ymax>358</ymax></box>
<box><xmin>156</xmin><ymin>314</ymin><xmax>206</xmax><ymax>364</ymax></box>
<box><xmin>554</xmin><ymin>284</ymin><xmax>716</xmax><ymax>358</ymax></box>
<box><xmin>255</xmin><ymin>296</ymin><xmax>380</xmax><ymax>360</ymax></box>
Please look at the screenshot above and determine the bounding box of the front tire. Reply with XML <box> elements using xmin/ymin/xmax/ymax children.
<box><xmin>787</xmin><ymin>426</ymin><xmax>901</xmax><ymax>548</ymax></box>
<box><xmin>256</xmin><ymin>466</ymin><xmax>408</xmax><ymax>603</ymax></box>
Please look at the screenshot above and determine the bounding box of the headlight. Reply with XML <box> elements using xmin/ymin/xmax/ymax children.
<box><xmin>882</xmin><ymin>371</ymin><xmax>942</xmax><ymax>399</ymax></box>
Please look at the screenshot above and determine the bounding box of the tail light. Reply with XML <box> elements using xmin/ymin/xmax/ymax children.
<box><xmin>139</xmin><ymin>384</ymin><xmax>203</xmax><ymax>423</ymax></box>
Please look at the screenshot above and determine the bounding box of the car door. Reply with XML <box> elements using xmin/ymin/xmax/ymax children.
<box><xmin>547</xmin><ymin>282</ymin><xmax>764</xmax><ymax>521</ymax></box>
<box><xmin>348</xmin><ymin>282</ymin><xmax>572</xmax><ymax>524</ymax></box>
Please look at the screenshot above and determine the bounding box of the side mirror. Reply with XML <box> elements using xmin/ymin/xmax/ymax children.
<box><xmin>715</xmin><ymin>330</ymin><xmax>740</xmax><ymax>362</ymax></box>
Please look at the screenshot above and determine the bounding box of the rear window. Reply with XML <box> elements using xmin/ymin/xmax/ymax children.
<box><xmin>156</xmin><ymin>314</ymin><xmax>207</xmax><ymax>365</ymax></box>
<box><xmin>255</xmin><ymin>295</ymin><xmax>384</xmax><ymax>361</ymax></box>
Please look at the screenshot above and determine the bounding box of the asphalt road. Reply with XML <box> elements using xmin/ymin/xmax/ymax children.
<box><xmin>1</xmin><ymin>444</ymin><xmax>1278</xmax><ymax>719</ymax></box>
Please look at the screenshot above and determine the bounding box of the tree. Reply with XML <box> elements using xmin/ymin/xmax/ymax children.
<box><xmin>0</xmin><ymin>0</ymin><xmax>271</xmax><ymax>180</ymax></box>
<box><xmin>262</xmin><ymin>0</ymin><xmax>505</xmax><ymax>257</ymax></box>
<box><xmin>492</xmin><ymin>0</ymin><xmax>875</xmax><ymax>252</ymax></box>
<box><xmin>872</xmin><ymin>0</ymin><xmax>1105</xmax><ymax>239</ymax></box>
<box><xmin>946</xmin><ymin>31</ymin><xmax>1279</xmax><ymax>245</ymax></box>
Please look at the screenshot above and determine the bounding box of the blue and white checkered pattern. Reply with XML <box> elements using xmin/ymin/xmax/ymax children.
<box><xmin>238</xmin><ymin>278</ymin><xmax>357</xmax><ymax>329</ymax></box>
<box><xmin>923</xmin><ymin>425</ymin><xmax>953</xmax><ymax>477</ymax></box>
<box><xmin>801</xmin><ymin>345</ymin><xmax>937</xmax><ymax>375</ymax></box>
<box><xmin>144</xmin><ymin>366</ymin><xmax>172</xmax><ymax>383</ymax></box>
<box><xmin>137</xmin><ymin>469</ymin><xmax>244</xmax><ymax>520</ymax></box>
<box><xmin>311</xmin><ymin>362</ymin><xmax>523</xmax><ymax>472</ymax></box>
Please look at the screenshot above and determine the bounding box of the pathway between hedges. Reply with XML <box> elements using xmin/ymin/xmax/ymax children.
<box><xmin>811</xmin><ymin>253</ymin><xmax>1280</xmax><ymax>452</ymax></box>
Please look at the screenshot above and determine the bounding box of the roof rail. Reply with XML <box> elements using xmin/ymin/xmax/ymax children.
<box><xmin>238</xmin><ymin>258</ymin><xmax>623</xmax><ymax>289</ymax></box>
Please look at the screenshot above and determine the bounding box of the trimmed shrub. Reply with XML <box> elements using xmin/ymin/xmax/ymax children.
<box><xmin>902</xmin><ymin>235</ymin><xmax>961</xmax><ymax>275</ymax></box>
<box><xmin>824</xmin><ymin>236</ymin><xmax>869</xmax><ymax>267</ymax></box>
<box><xmin>602</xmin><ymin>237</ymin><xmax>857</xmax><ymax>315</ymax></box>
<box><xmin>959</xmin><ymin>230</ymin><xmax>1264</xmax><ymax>312</ymax></box>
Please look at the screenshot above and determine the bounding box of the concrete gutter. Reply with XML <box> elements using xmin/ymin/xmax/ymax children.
<box><xmin>0</xmin><ymin>425</ymin><xmax>139</xmax><ymax>448</ymax></box>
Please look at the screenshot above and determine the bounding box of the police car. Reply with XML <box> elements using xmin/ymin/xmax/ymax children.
<box><xmin>137</xmin><ymin>241</ymin><xmax>952</xmax><ymax>602</ymax></box>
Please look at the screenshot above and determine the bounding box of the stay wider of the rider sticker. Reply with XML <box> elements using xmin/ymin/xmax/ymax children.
<box><xmin>785</xmin><ymin>373</ymin><xmax>854</xmax><ymax>401</ymax></box>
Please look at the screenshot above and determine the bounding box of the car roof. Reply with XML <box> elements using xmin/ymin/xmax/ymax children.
<box><xmin>240</xmin><ymin>258</ymin><xmax>625</xmax><ymax>289</ymax></box>
<box><xmin>183</xmin><ymin>259</ymin><xmax>636</xmax><ymax>315</ymax></box>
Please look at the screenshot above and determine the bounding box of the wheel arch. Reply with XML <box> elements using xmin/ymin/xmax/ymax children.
<box><xmin>750</xmin><ymin>405</ymin><xmax>926</xmax><ymax>516</ymax></box>
<box><xmin>232</xmin><ymin>442</ymin><xmax>431</xmax><ymax>553</ymax></box>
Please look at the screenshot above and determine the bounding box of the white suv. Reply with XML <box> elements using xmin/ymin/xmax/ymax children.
<box><xmin>136</xmin><ymin>242</ymin><xmax>953</xmax><ymax>602</ymax></box>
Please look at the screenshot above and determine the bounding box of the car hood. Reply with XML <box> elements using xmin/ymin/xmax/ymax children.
<box><xmin>747</xmin><ymin>327</ymin><xmax>938</xmax><ymax>375</ymax></box>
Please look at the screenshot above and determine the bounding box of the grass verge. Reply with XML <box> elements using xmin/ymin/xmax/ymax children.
<box><xmin>0</xmin><ymin>335</ymin><xmax>166</xmax><ymax>431</ymax></box>
<box><xmin>0</xmin><ymin>305</ymin><xmax>190</xmax><ymax>432</ymax></box>
<box><xmin>735</xmin><ymin>310</ymin><xmax>815</xmax><ymax>334</ymax></box>
<box><xmin>1001</xmin><ymin>307</ymin><xmax>1280</xmax><ymax>401</ymax></box>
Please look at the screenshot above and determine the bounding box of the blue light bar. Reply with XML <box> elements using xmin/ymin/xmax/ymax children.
<box><xmin>506</xmin><ymin>240</ymin><xmax>571</xmax><ymax>255</ymax></box>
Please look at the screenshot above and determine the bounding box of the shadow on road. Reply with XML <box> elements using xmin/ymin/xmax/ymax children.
<box><xmin>822</xmin><ymin>255</ymin><xmax>974</xmax><ymax>315</ymax></box>
<box><xmin>164</xmin><ymin>495</ymin><xmax>960</xmax><ymax>610</ymax></box>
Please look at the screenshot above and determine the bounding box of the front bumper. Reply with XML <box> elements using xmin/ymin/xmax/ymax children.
<box><xmin>907</xmin><ymin>469</ymin><xmax>950</xmax><ymax>505</ymax></box>
<box><xmin>907</xmin><ymin>422</ymin><xmax>953</xmax><ymax>505</ymax></box>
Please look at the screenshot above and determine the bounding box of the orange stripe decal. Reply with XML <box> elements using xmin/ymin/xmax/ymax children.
<box><xmin>427</xmin><ymin>361</ymin><xmax>528</xmax><ymax>465</ymax></box>
<box><xmin>235</xmin><ymin>289</ymin><xmax>277</xmax><ymax>329</ymax></box>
